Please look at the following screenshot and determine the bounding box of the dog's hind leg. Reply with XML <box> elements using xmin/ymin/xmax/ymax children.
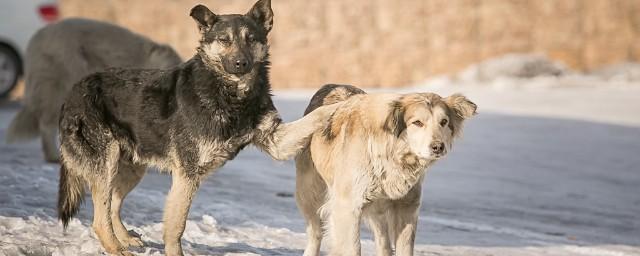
<box><xmin>39</xmin><ymin>114</ymin><xmax>60</xmax><ymax>163</ymax></box>
<box><xmin>111</xmin><ymin>160</ymin><xmax>146</xmax><ymax>248</ymax></box>
<box><xmin>91</xmin><ymin>178</ymin><xmax>130</xmax><ymax>255</ymax></box>
<box><xmin>163</xmin><ymin>170</ymin><xmax>201</xmax><ymax>256</ymax></box>
<box><xmin>89</xmin><ymin>145</ymin><xmax>131</xmax><ymax>255</ymax></box>
<box><xmin>295</xmin><ymin>150</ymin><xmax>325</xmax><ymax>256</ymax></box>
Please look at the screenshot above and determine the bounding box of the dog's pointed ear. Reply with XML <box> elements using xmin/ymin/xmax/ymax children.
<box><xmin>445</xmin><ymin>94</ymin><xmax>477</xmax><ymax>137</ymax></box>
<box><xmin>190</xmin><ymin>4</ymin><xmax>217</xmax><ymax>31</ymax></box>
<box><xmin>246</xmin><ymin>0</ymin><xmax>273</xmax><ymax>33</ymax></box>
<box><xmin>383</xmin><ymin>100</ymin><xmax>406</xmax><ymax>138</ymax></box>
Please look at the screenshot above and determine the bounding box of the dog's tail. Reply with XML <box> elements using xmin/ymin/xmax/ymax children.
<box><xmin>58</xmin><ymin>162</ymin><xmax>85</xmax><ymax>229</ymax></box>
<box><xmin>6</xmin><ymin>108</ymin><xmax>39</xmax><ymax>143</ymax></box>
<box><xmin>303</xmin><ymin>84</ymin><xmax>366</xmax><ymax>116</ymax></box>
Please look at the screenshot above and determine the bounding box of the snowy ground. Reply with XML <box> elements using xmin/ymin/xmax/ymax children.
<box><xmin>1</xmin><ymin>79</ymin><xmax>639</xmax><ymax>255</ymax></box>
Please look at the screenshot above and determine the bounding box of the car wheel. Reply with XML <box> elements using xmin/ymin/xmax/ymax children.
<box><xmin>0</xmin><ymin>45</ymin><xmax>20</xmax><ymax>98</ymax></box>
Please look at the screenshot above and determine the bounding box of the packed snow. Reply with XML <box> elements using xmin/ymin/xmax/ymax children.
<box><xmin>1</xmin><ymin>60</ymin><xmax>639</xmax><ymax>255</ymax></box>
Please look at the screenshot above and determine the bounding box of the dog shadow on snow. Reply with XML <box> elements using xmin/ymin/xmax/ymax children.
<box><xmin>139</xmin><ymin>240</ymin><xmax>302</xmax><ymax>255</ymax></box>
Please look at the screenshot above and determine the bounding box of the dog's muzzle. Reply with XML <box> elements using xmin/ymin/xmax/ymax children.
<box><xmin>223</xmin><ymin>56</ymin><xmax>252</xmax><ymax>75</ymax></box>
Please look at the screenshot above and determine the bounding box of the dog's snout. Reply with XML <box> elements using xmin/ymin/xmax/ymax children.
<box><xmin>222</xmin><ymin>55</ymin><xmax>252</xmax><ymax>75</ymax></box>
<box><xmin>233</xmin><ymin>57</ymin><xmax>251</xmax><ymax>74</ymax></box>
<box><xmin>431</xmin><ymin>141</ymin><xmax>445</xmax><ymax>154</ymax></box>
<box><xmin>235</xmin><ymin>59</ymin><xmax>248</xmax><ymax>68</ymax></box>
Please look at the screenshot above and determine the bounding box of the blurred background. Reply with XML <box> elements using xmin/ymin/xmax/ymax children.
<box><xmin>6</xmin><ymin>0</ymin><xmax>640</xmax><ymax>91</ymax></box>
<box><xmin>0</xmin><ymin>1</ymin><xmax>639</xmax><ymax>255</ymax></box>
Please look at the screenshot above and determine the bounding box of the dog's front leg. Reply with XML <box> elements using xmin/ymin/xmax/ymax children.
<box><xmin>389</xmin><ymin>185</ymin><xmax>421</xmax><ymax>256</ymax></box>
<box><xmin>367</xmin><ymin>212</ymin><xmax>392</xmax><ymax>256</ymax></box>
<box><xmin>254</xmin><ymin>103</ymin><xmax>342</xmax><ymax>160</ymax></box>
<box><xmin>163</xmin><ymin>170</ymin><xmax>202</xmax><ymax>256</ymax></box>
<box><xmin>390</xmin><ymin>205</ymin><xmax>418</xmax><ymax>256</ymax></box>
<box><xmin>328</xmin><ymin>194</ymin><xmax>363</xmax><ymax>256</ymax></box>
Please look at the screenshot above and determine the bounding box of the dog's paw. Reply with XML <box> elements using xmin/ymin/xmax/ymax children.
<box><xmin>105</xmin><ymin>248</ymin><xmax>134</xmax><ymax>256</ymax></box>
<box><xmin>121</xmin><ymin>236</ymin><xmax>144</xmax><ymax>247</ymax></box>
<box><xmin>115</xmin><ymin>251</ymin><xmax>134</xmax><ymax>256</ymax></box>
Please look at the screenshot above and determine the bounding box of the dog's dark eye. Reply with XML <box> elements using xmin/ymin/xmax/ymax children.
<box><xmin>217</xmin><ymin>36</ymin><xmax>231</xmax><ymax>45</ymax></box>
<box><xmin>412</xmin><ymin>120</ymin><xmax>424</xmax><ymax>127</ymax></box>
<box><xmin>440</xmin><ymin>119</ymin><xmax>448</xmax><ymax>127</ymax></box>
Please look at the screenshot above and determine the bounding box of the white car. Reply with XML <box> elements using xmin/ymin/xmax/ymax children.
<box><xmin>0</xmin><ymin>0</ymin><xmax>58</xmax><ymax>98</ymax></box>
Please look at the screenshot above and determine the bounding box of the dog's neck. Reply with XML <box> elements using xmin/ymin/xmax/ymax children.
<box><xmin>370</xmin><ymin>138</ymin><xmax>433</xmax><ymax>200</ymax></box>
<box><xmin>174</xmin><ymin>55</ymin><xmax>272</xmax><ymax>139</ymax></box>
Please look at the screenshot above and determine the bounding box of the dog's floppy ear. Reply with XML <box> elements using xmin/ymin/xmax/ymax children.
<box><xmin>246</xmin><ymin>0</ymin><xmax>273</xmax><ymax>33</ymax></box>
<box><xmin>383</xmin><ymin>100</ymin><xmax>406</xmax><ymax>138</ymax></box>
<box><xmin>190</xmin><ymin>4</ymin><xmax>217</xmax><ymax>31</ymax></box>
<box><xmin>445</xmin><ymin>94</ymin><xmax>477</xmax><ymax>137</ymax></box>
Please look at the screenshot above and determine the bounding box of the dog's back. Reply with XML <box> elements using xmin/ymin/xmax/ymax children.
<box><xmin>22</xmin><ymin>18</ymin><xmax>182</xmax><ymax>111</ymax></box>
<box><xmin>303</xmin><ymin>84</ymin><xmax>365</xmax><ymax>116</ymax></box>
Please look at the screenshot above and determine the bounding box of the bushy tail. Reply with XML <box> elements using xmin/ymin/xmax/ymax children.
<box><xmin>303</xmin><ymin>84</ymin><xmax>366</xmax><ymax>116</ymax></box>
<box><xmin>6</xmin><ymin>108</ymin><xmax>39</xmax><ymax>143</ymax></box>
<box><xmin>58</xmin><ymin>163</ymin><xmax>85</xmax><ymax>229</ymax></box>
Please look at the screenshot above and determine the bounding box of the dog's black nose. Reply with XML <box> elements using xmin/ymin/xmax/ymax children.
<box><xmin>222</xmin><ymin>56</ymin><xmax>252</xmax><ymax>75</ymax></box>
<box><xmin>233</xmin><ymin>58</ymin><xmax>250</xmax><ymax>74</ymax></box>
<box><xmin>431</xmin><ymin>141</ymin><xmax>445</xmax><ymax>154</ymax></box>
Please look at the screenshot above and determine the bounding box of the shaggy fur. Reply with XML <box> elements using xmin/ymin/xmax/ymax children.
<box><xmin>57</xmin><ymin>2</ymin><xmax>339</xmax><ymax>255</ymax></box>
<box><xmin>295</xmin><ymin>84</ymin><xmax>477</xmax><ymax>256</ymax></box>
<box><xmin>6</xmin><ymin>18</ymin><xmax>182</xmax><ymax>162</ymax></box>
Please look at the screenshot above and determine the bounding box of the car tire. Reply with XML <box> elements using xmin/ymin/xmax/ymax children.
<box><xmin>0</xmin><ymin>45</ymin><xmax>20</xmax><ymax>98</ymax></box>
